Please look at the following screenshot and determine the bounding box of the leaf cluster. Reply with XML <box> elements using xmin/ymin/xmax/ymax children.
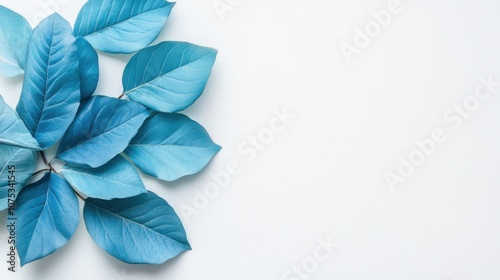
<box><xmin>0</xmin><ymin>0</ymin><xmax>219</xmax><ymax>266</ymax></box>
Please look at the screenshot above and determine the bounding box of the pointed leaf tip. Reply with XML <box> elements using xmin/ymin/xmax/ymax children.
<box><xmin>125</xmin><ymin>113</ymin><xmax>221</xmax><ymax>181</ymax></box>
<box><xmin>74</xmin><ymin>0</ymin><xmax>175</xmax><ymax>54</ymax></box>
<box><xmin>16</xmin><ymin>172</ymin><xmax>80</xmax><ymax>266</ymax></box>
<box><xmin>122</xmin><ymin>41</ymin><xmax>218</xmax><ymax>112</ymax></box>
<box><xmin>84</xmin><ymin>191</ymin><xmax>190</xmax><ymax>264</ymax></box>
<box><xmin>16</xmin><ymin>13</ymin><xmax>80</xmax><ymax>149</ymax></box>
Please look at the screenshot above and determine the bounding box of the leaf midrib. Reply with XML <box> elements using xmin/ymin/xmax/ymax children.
<box><xmin>0</xmin><ymin>29</ymin><xmax>22</xmax><ymax>70</ymax></box>
<box><xmin>33</xmin><ymin>19</ymin><xmax>57</xmax><ymax>136</ymax></box>
<box><xmin>62</xmin><ymin>112</ymin><xmax>147</xmax><ymax>154</ymax></box>
<box><xmin>89</xmin><ymin>202</ymin><xmax>186</xmax><ymax>247</ymax></box>
<box><xmin>122</xmin><ymin>52</ymin><xmax>214</xmax><ymax>96</ymax></box>
<box><xmin>84</xmin><ymin>4</ymin><xmax>170</xmax><ymax>37</ymax></box>
<box><xmin>63</xmin><ymin>169</ymin><xmax>145</xmax><ymax>191</ymax></box>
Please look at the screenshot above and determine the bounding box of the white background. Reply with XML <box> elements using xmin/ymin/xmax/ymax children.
<box><xmin>1</xmin><ymin>0</ymin><xmax>500</xmax><ymax>279</ymax></box>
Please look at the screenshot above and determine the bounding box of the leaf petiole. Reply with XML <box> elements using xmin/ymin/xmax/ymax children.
<box><xmin>73</xmin><ymin>190</ymin><xmax>86</xmax><ymax>201</ymax></box>
<box><xmin>39</xmin><ymin>151</ymin><xmax>59</xmax><ymax>174</ymax></box>
<box><xmin>36</xmin><ymin>152</ymin><xmax>86</xmax><ymax>202</ymax></box>
<box><xmin>31</xmin><ymin>168</ymin><xmax>51</xmax><ymax>177</ymax></box>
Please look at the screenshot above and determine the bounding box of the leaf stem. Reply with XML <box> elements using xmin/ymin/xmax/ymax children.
<box><xmin>31</xmin><ymin>168</ymin><xmax>51</xmax><ymax>177</ymax></box>
<box><xmin>40</xmin><ymin>151</ymin><xmax>58</xmax><ymax>174</ymax></box>
<box><xmin>74</xmin><ymin>190</ymin><xmax>86</xmax><ymax>201</ymax></box>
<box><xmin>39</xmin><ymin>152</ymin><xmax>85</xmax><ymax>201</ymax></box>
<box><xmin>118</xmin><ymin>93</ymin><xmax>125</xmax><ymax>99</ymax></box>
<box><xmin>40</xmin><ymin>151</ymin><xmax>49</xmax><ymax>164</ymax></box>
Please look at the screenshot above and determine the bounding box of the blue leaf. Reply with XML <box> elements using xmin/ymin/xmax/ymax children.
<box><xmin>0</xmin><ymin>95</ymin><xmax>40</xmax><ymax>150</ymax></box>
<box><xmin>0</xmin><ymin>6</ymin><xmax>32</xmax><ymax>77</ymax></box>
<box><xmin>16</xmin><ymin>13</ymin><xmax>80</xmax><ymax>150</ymax></box>
<box><xmin>57</xmin><ymin>96</ymin><xmax>150</xmax><ymax>168</ymax></box>
<box><xmin>122</xmin><ymin>42</ymin><xmax>217</xmax><ymax>112</ymax></box>
<box><xmin>0</xmin><ymin>145</ymin><xmax>36</xmax><ymax>211</ymax></box>
<box><xmin>61</xmin><ymin>155</ymin><xmax>147</xmax><ymax>200</ymax></box>
<box><xmin>76</xmin><ymin>37</ymin><xmax>99</xmax><ymax>101</ymax></box>
<box><xmin>74</xmin><ymin>0</ymin><xmax>175</xmax><ymax>54</ymax></box>
<box><xmin>84</xmin><ymin>191</ymin><xmax>190</xmax><ymax>264</ymax></box>
<box><xmin>16</xmin><ymin>172</ymin><xmax>80</xmax><ymax>266</ymax></box>
<box><xmin>125</xmin><ymin>113</ymin><xmax>221</xmax><ymax>181</ymax></box>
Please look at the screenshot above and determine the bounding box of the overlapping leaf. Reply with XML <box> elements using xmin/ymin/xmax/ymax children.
<box><xmin>16</xmin><ymin>13</ymin><xmax>80</xmax><ymax>150</ymax></box>
<box><xmin>122</xmin><ymin>42</ymin><xmax>217</xmax><ymax>112</ymax></box>
<box><xmin>125</xmin><ymin>113</ymin><xmax>220</xmax><ymax>181</ymax></box>
<box><xmin>16</xmin><ymin>172</ymin><xmax>80</xmax><ymax>266</ymax></box>
<box><xmin>62</xmin><ymin>155</ymin><xmax>146</xmax><ymax>200</ymax></box>
<box><xmin>84</xmin><ymin>191</ymin><xmax>190</xmax><ymax>264</ymax></box>
<box><xmin>0</xmin><ymin>0</ymin><xmax>220</xmax><ymax>268</ymax></box>
<box><xmin>0</xmin><ymin>145</ymin><xmax>36</xmax><ymax>211</ymax></box>
<box><xmin>76</xmin><ymin>37</ymin><xmax>99</xmax><ymax>100</ymax></box>
<box><xmin>74</xmin><ymin>0</ymin><xmax>175</xmax><ymax>54</ymax></box>
<box><xmin>57</xmin><ymin>96</ymin><xmax>150</xmax><ymax>168</ymax></box>
<box><xmin>0</xmin><ymin>6</ymin><xmax>32</xmax><ymax>77</ymax></box>
<box><xmin>0</xmin><ymin>95</ymin><xmax>40</xmax><ymax>149</ymax></box>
